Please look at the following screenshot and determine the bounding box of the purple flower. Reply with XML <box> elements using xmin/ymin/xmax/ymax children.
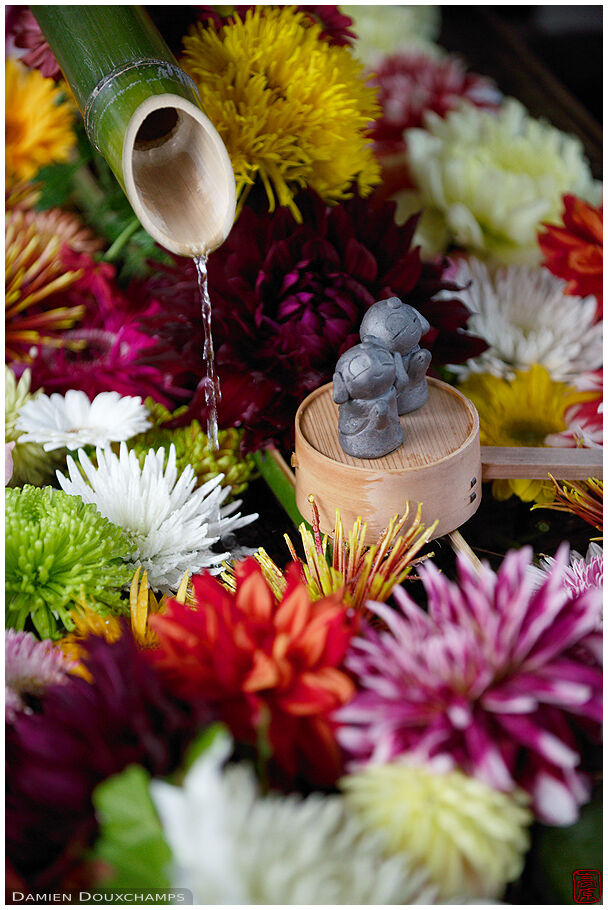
<box><xmin>5</xmin><ymin>630</ymin><xmax>72</xmax><ymax>723</ymax></box>
<box><xmin>6</xmin><ymin>628</ymin><xmax>212</xmax><ymax>889</ymax></box>
<box><xmin>337</xmin><ymin>545</ymin><xmax>602</xmax><ymax>826</ymax></box>
<box><xmin>27</xmin><ymin>250</ymin><xmax>184</xmax><ymax>407</ymax></box>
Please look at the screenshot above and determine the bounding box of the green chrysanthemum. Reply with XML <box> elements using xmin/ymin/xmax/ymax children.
<box><xmin>5</xmin><ymin>485</ymin><xmax>132</xmax><ymax>639</ymax></box>
<box><xmin>5</xmin><ymin>366</ymin><xmax>65</xmax><ymax>486</ymax></box>
<box><xmin>127</xmin><ymin>400</ymin><xmax>256</xmax><ymax>500</ymax></box>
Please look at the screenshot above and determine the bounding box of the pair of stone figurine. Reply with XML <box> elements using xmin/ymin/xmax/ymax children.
<box><xmin>332</xmin><ymin>297</ymin><xmax>431</xmax><ymax>459</ymax></box>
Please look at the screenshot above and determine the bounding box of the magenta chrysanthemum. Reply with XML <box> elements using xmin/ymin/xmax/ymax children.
<box><xmin>337</xmin><ymin>545</ymin><xmax>602</xmax><ymax>826</ymax></box>
<box><xmin>135</xmin><ymin>191</ymin><xmax>485</xmax><ymax>450</ymax></box>
<box><xmin>26</xmin><ymin>250</ymin><xmax>183</xmax><ymax>407</ymax></box>
<box><xmin>5</xmin><ymin>630</ymin><xmax>72</xmax><ymax>723</ymax></box>
<box><xmin>533</xmin><ymin>544</ymin><xmax>603</xmax><ymax>603</ymax></box>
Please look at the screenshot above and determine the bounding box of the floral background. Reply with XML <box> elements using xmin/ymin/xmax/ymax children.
<box><xmin>5</xmin><ymin>4</ymin><xmax>603</xmax><ymax>906</ymax></box>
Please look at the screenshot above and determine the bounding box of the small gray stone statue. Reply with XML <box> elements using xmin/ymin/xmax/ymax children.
<box><xmin>332</xmin><ymin>340</ymin><xmax>403</xmax><ymax>459</ymax></box>
<box><xmin>360</xmin><ymin>297</ymin><xmax>431</xmax><ymax>414</ymax></box>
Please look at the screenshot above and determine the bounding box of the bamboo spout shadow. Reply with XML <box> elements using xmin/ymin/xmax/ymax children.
<box><xmin>34</xmin><ymin>6</ymin><xmax>236</xmax><ymax>257</ymax></box>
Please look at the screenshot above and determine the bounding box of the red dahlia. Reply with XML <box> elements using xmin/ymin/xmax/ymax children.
<box><xmin>148</xmin><ymin>558</ymin><xmax>358</xmax><ymax>787</ymax></box>
<box><xmin>539</xmin><ymin>195</ymin><xmax>603</xmax><ymax>318</ymax></box>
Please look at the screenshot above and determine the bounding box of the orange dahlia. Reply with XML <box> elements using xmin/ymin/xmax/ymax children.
<box><xmin>148</xmin><ymin>558</ymin><xmax>358</xmax><ymax>785</ymax></box>
<box><xmin>539</xmin><ymin>194</ymin><xmax>603</xmax><ymax>317</ymax></box>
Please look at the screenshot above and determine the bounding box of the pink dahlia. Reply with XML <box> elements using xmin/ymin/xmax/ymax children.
<box><xmin>370</xmin><ymin>51</ymin><xmax>501</xmax><ymax>161</ymax></box>
<box><xmin>337</xmin><ymin>545</ymin><xmax>602</xmax><ymax>826</ymax></box>
<box><xmin>27</xmin><ymin>249</ymin><xmax>185</xmax><ymax>407</ymax></box>
<box><xmin>135</xmin><ymin>190</ymin><xmax>486</xmax><ymax>450</ymax></box>
<box><xmin>5</xmin><ymin>630</ymin><xmax>72</xmax><ymax>723</ymax></box>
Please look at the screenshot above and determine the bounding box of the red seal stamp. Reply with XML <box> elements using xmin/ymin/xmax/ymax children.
<box><xmin>573</xmin><ymin>870</ymin><xmax>602</xmax><ymax>903</ymax></box>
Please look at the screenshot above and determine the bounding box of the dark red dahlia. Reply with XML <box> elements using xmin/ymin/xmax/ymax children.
<box><xmin>6</xmin><ymin>6</ymin><xmax>62</xmax><ymax>79</ymax></box>
<box><xmin>134</xmin><ymin>190</ymin><xmax>486</xmax><ymax>451</ymax></box>
<box><xmin>6</xmin><ymin>629</ymin><xmax>211</xmax><ymax>889</ymax></box>
<box><xmin>195</xmin><ymin>4</ymin><xmax>355</xmax><ymax>45</ymax></box>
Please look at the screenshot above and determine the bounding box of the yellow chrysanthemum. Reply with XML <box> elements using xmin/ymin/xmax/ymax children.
<box><xmin>182</xmin><ymin>6</ymin><xmax>381</xmax><ymax>220</ymax></box>
<box><xmin>61</xmin><ymin>568</ymin><xmax>192</xmax><ymax>674</ymax></box>
<box><xmin>341</xmin><ymin>762</ymin><xmax>532</xmax><ymax>902</ymax></box>
<box><xmin>459</xmin><ymin>364</ymin><xmax>598</xmax><ymax>502</ymax></box>
<box><xmin>5</xmin><ymin>58</ymin><xmax>76</xmax><ymax>186</ymax></box>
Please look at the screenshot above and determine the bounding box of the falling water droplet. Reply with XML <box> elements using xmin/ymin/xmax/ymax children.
<box><xmin>194</xmin><ymin>254</ymin><xmax>221</xmax><ymax>452</ymax></box>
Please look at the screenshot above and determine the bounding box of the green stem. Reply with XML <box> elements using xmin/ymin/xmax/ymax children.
<box><xmin>102</xmin><ymin>217</ymin><xmax>141</xmax><ymax>262</ymax></box>
<box><xmin>71</xmin><ymin>166</ymin><xmax>106</xmax><ymax>212</ymax></box>
<box><xmin>253</xmin><ymin>450</ymin><xmax>303</xmax><ymax>529</ymax></box>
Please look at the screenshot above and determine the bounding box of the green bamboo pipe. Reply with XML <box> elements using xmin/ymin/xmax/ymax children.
<box><xmin>33</xmin><ymin>6</ymin><xmax>236</xmax><ymax>256</ymax></box>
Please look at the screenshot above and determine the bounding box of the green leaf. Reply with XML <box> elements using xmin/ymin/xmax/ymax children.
<box><xmin>34</xmin><ymin>159</ymin><xmax>90</xmax><ymax>210</ymax></box>
<box><xmin>90</xmin><ymin>764</ymin><xmax>172</xmax><ymax>890</ymax></box>
<box><xmin>181</xmin><ymin>722</ymin><xmax>229</xmax><ymax>774</ymax></box>
<box><xmin>253</xmin><ymin>449</ymin><xmax>304</xmax><ymax>530</ymax></box>
<box><xmin>530</xmin><ymin>794</ymin><xmax>603</xmax><ymax>904</ymax></box>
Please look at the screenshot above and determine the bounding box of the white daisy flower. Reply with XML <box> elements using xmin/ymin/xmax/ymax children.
<box><xmin>446</xmin><ymin>258</ymin><xmax>603</xmax><ymax>382</ymax></box>
<box><xmin>15</xmin><ymin>389</ymin><xmax>152</xmax><ymax>451</ymax></box>
<box><xmin>150</xmin><ymin>731</ymin><xmax>437</xmax><ymax>905</ymax></box>
<box><xmin>56</xmin><ymin>443</ymin><xmax>257</xmax><ymax>591</ymax></box>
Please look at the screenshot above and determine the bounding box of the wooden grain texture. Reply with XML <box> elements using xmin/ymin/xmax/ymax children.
<box><xmin>294</xmin><ymin>379</ymin><xmax>482</xmax><ymax>539</ymax></box>
<box><xmin>481</xmin><ymin>446</ymin><xmax>603</xmax><ymax>480</ymax></box>
<box><xmin>299</xmin><ymin>379</ymin><xmax>476</xmax><ymax>471</ymax></box>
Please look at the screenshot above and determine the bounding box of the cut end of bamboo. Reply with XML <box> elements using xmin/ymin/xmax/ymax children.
<box><xmin>123</xmin><ymin>93</ymin><xmax>237</xmax><ymax>257</ymax></box>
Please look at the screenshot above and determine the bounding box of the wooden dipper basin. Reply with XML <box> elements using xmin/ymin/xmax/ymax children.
<box><xmin>293</xmin><ymin>378</ymin><xmax>481</xmax><ymax>539</ymax></box>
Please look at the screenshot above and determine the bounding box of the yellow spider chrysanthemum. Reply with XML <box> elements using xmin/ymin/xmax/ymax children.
<box><xmin>5</xmin><ymin>58</ymin><xmax>76</xmax><ymax>187</ymax></box>
<box><xmin>341</xmin><ymin>762</ymin><xmax>532</xmax><ymax>902</ymax></box>
<box><xmin>182</xmin><ymin>6</ymin><xmax>381</xmax><ymax>220</ymax></box>
<box><xmin>459</xmin><ymin>364</ymin><xmax>598</xmax><ymax>503</ymax></box>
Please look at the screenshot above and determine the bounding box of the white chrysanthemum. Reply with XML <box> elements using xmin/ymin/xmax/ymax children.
<box><xmin>150</xmin><ymin>731</ymin><xmax>437</xmax><ymax>905</ymax></box>
<box><xmin>15</xmin><ymin>389</ymin><xmax>152</xmax><ymax>451</ymax></box>
<box><xmin>402</xmin><ymin>99</ymin><xmax>601</xmax><ymax>263</ymax></box>
<box><xmin>56</xmin><ymin>443</ymin><xmax>257</xmax><ymax>591</ymax></box>
<box><xmin>5</xmin><ymin>366</ymin><xmax>64</xmax><ymax>485</ymax></box>
<box><xmin>446</xmin><ymin>259</ymin><xmax>603</xmax><ymax>382</ymax></box>
<box><xmin>345</xmin><ymin>5</ymin><xmax>443</xmax><ymax>66</ymax></box>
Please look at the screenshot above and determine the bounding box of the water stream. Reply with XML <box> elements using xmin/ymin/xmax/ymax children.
<box><xmin>193</xmin><ymin>254</ymin><xmax>220</xmax><ymax>452</ymax></box>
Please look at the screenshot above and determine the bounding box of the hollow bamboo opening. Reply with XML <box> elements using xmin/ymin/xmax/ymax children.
<box><xmin>123</xmin><ymin>93</ymin><xmax>236</xmax><ymax>257</ymax></box>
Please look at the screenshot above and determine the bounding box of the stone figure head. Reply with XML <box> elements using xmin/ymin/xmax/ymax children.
<box><xmin>360</xmin><ymin>297</ymin><xmax>430</xmax><ymax>356</ymax></box>
<box><xmin>333</xmin><ymin>340</ymin><xmax>396</xmax><ymax>403</ymax></box>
